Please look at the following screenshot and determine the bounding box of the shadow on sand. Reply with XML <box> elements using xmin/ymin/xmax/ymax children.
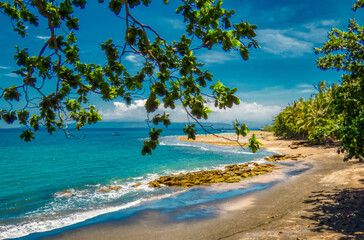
<box><xmin>301</xmin><ymin>180</ymin><xmax>364</xmax><ymax>239</ymax></box>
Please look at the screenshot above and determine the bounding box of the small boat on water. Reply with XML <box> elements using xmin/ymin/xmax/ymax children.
<box><xmin>112</xmin><ymin>132</ymin><xmax>121</xmax><ymax>136</ymax></box>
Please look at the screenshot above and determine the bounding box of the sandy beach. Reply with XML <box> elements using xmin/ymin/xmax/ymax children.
<box><xmin>44</xmin><ymin>131</ymin><xmax>364</xmax><ymax>240</ymax></box>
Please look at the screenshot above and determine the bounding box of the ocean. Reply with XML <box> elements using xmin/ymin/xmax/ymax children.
<box><xmin>0</xmin><ymin>127</ymin><xmax>272</xmax><ymax>239</ymax></box>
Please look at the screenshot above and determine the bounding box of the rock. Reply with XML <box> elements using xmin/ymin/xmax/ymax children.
<box><xmin>148</xmin><ymin>180</ymin><xmax>161</xmax><ymax>188</ymax></box>
<box><xmin>132</xmin><ymin>182</ymin><xmax>142</xmax><ymax>187</ymax></box>
<box><xmin>265</xmin><ymin>154</ymin><xmax>305</xmax><ymax>162</ymax></box>
<box><xmin>147</xmin><ymin>162</ymin><xmax>279</xmax><ymax>188</ymax></box>
<box><xmin>108</xmin><ymin>185</ymin><xmax>121</xmax><ymax>191</ymax></box>
<box><xmin>60</xmin><ymin>190</ymin><xmax>71</xmax><ymax>194</ymax></box>
<box><xmin>98</xmin><ymin>185</ymin><xmax>121</xmax><ymax>193</ymax></box>
<box><xmin>99</xmin><ymin>188</ymin><xmax>111</xmax><ymax>193</ymax></box>
<box><xmin>242</xmin><ymin>173</ymin><xmax>249</xmax><ymax>178</ymax></box>
<box><xmin>56</xmin><ymin>190</ymin><xmax>75</xmax><ymax>197</ymax></box>
<box><xmin>289</xmin><ymin>145</ymin><xmax>299</xmax><ymax>149</ymax></box>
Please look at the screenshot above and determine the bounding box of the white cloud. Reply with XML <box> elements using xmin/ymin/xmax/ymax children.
<box><xmin>291</xmin><ymin>22</ymin><xmax>332</xmax><ymax>43</ymax></box>
<box><xmin>206</xmin><ymin>102</ymin><xmax>281</xmax><ymax>125</ymax></box>
<box><xmin>36</xmin><ymin>36</ymin><xmax>50</xmax><ymax>40</ymax></box>
<box><xmin>198</xmin><ymin>50</ymin><xmax>238</xmax><ymax>64</ymax></box>
<box><xmin>320</xmin><ymin>19</ymin><xmax>339</xmax><ymax>27</ymax></box>
<box><xmin>239</xmin><ymin>84</ymin><xmax>319</xmax><ymax>107</ymax></box>
<box><xmin>258</xmin><ymin>29</ymin><xmax>313</xmax><ymax>57</ymax></box>
<box><xmin>100</xmin><ymin>100</ymin><xmax>147</xmax><ymax>121</ymax></box>
<box><xmin>4</xmin><ymin>73</ymin><xmax>19</xmax><ymax>78</ymax></box>
<box><xmin>0</xmin><ymin>66</ymin><xmax>11</xmax><ymax>70</ymax></box>
<box><xmin>296</xmin><ymin>83</ymin><xmax>315</xmax><ymax>94</ymax></box>
<box><xmin>101</xmin><ymin>99</ymin><xmax>188</xmax><ymax>122</ymax></box>
<box><xmin>164</xmin><ymin>18</ymin><xmax>184</xmax><ymax>30</ymax></box>
<box><xmin>114</xmin><ymin>99</ymin><xmax>146</xmax><ymax>111</ymax></box>
<box><xmin>124</xmin><ymin>54</ymin><xmax>144</xmax><ymax>67</ymax></box>
<box><xmin>297</xmin><ymin>84</ymin><xmax>313</xmax><ymax>88</ymax></box>
<box><xmin>257</xmin><ymin>19</ymin><xmax>336</xmax><ymax>57</ymax></box>
<box><xmin>100</xmin><ymin>99</ymin><xmax>281</xmax><ymax>127</ymax></box>
<box><xmin>300</xmin><ymin>89</ymin><xmax>315</xmax><ymax>93</ymax></box>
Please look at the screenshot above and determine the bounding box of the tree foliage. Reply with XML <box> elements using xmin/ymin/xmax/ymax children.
<box><xmin>274</xmin><ymin>0</ymin><xmax>363</xmax><ymax>161</ymax></box>
<box><xmin>273</xmin><ymin>81</ymin><xmax>342</xmax><ymax>144</ymax></box>
<box><xmin>0</xmin><ymin>0</ymin><xmax>262</xmax><ymax>154</ymax></box>
<box><xmin>260</xmin><ymin>124</ymin><xmax>274</xmax><ymax>132</ymax></box>
<box><xmin>315</xmin><ymin>0</ymin><xmax>363</xmax><ymax>161</ymax></box>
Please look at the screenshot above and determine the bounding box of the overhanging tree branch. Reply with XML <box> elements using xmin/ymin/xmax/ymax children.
<box><xmin>0</xmin><ymin>0</ymin><xmax>261</xmax><ymax>154</ymax></box>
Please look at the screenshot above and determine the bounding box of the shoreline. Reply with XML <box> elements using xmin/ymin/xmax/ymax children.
<box><xmin>41</xmin><ymin>131</ymin><xmax>364</xmax><ymax>239</ymax></box>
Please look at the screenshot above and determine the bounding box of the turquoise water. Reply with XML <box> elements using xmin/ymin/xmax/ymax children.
<box><xmin>0</xmin><ymin>127</ymin><xmax>271</xmax><ymax>239</ymax></box>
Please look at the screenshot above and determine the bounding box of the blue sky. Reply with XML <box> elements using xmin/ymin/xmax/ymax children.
<box><xmin>0</xmin><ymin>0</ymin><xmax>363</xmax><ymax>128</ymax></box>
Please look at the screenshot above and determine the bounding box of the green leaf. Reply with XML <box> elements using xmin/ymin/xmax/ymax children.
<box><xmin>67</xmin><ymin>32</ymin><xmax>77</xmax><ymax>44</ymax></box>
<box><xmin>17</xmin><ymin>110</ymin><xmax>29</xmax><ymax>125</ymax></box>
<box><xmin>109</xmin><ymin>0</ymin><xmax>123</xmax><ymax>14</ymax></box>
<box><xmin>20</xmin><ymin>130</ymin><xmax>35</xmax><ymax>142</ymax></box>
<box><xmin>3</xmin><ymin>86</ymin><xmax>21</xmax><ymax>101</ymax></box>
<box><xmin>183</xmin><ymin>124</ymin><xmax>197</xmax><ymax>140</ymax></box>
<box><xmin>145</xmin><ymin>93</ymin><xmax>160</xmax><ymax>113</ymax></box>
<box><xmin>72</xmin><ymin>0</ymin><xmax>87</xmax><ymax>8</ymax></box>
<box><xmin>240</xmin><ymin>47</ymin><xmax>249</xmax><ymax>60</ymax></box>
<box><xmin>1</xmin><ymin>111</ymin><xmax>17</xmax><ymax>124</ymax></box>
<box><xmin>248</xmin><ymin>134</ymin><xmax>262</xmax><ymax>153</ymax></box>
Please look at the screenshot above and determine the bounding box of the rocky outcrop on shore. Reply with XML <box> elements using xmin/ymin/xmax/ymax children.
<box><xmin>148</xmin><ymin>154</ymin><xmax>307</xmax><ymax>189</ymax></box>
<box><xmin>264</xmin><ymin>154</ymin><xmax>305</xmax><ymax>162</ymax></box>
<box><xmin>54</xmin><ymin>155</ymin><xmax>307</xmax><ymax>195</ymax></box>
<box><xmin>148</xmin><ymin>162</ymin><xmax>279</xmax><ymax>188</ymax></box>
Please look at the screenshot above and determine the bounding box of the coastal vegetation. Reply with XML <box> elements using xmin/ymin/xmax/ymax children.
<box><xmin>273</xmin><ymin>81</ymin><xmax>342</xmax><ymax>144</ymax></box>
<box><xmin>315</xmin><ymin>1</ymin><xmax>364</xmax><ymax>161</ymax></box>
<box><xmin>260</xmin><ymin>124</ymin><xmax>274</xmax><ymax>132</ymax></box>
<box><xmin>273</xmin><ymin>1</ymin><xmax>364</xmax><ymax>161</ymax></box>
<box><xmin>0</xmin><ymin>0</ymin><xmax>262</xmax><ymax>154</ymax></box>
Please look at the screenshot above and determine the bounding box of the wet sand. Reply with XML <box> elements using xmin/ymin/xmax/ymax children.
<box><xmin>45</xmin><ymin>131</ymin><xmax>364</xmax><ymax>240</ymax></box>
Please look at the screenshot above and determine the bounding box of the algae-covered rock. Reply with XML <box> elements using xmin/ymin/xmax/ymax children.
<box><xmin>55</xmin><ymin>190</ymin><xmax>75</xmax><ymax>197</ymax></box>
<box><xmin>98</xmin><ymin>185</ymin><xmax>121</xmax><ymax>192</ymax></box>
<box><xmin>148</xmin><ymin>180</ymin><xmax>162</xmax><ymax>188</ymax></box>
<box><xmin>241</xmin><ymin>173</ymin><xmax>249</xmax><ymax>178</ymax></box>
<box><xmin>147</xmin><ymin>162</ymin><xmax>279</xmax><ymax>188</ymax></box>
<box><xmin>132</xmin><ymin>182</ymin><xmax>142</xmax><ymax>187</ymax></box>
<box><xmin>108</xmin><ymin>185</ymin><xmax>121</xmax><ymax>191</ymax></box>
<box><xmin>60</xmin><ymin>190</ymin><xmax>72</xmax><ymax>194</ymax></box>
<box><xmin>99</xmin><ymin>188</ymin><xmax>111</xmax><ymax>193</ymax></box>
<box><xmin>264</xmin><ymin>154</ymin><xmax>305</xmax><ymax>162</ymax></box>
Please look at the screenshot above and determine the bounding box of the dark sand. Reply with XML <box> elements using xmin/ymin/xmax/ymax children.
<box><xmin>44</xmin><ymin>132</ymin><xmax>364</xmax><ymax>240</ymax></box>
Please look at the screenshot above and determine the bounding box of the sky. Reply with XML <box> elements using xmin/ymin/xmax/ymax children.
<box><xmin>0</xmin><ymin>0</ymin><xmax>363</xmax><ymax>128</ymax></box>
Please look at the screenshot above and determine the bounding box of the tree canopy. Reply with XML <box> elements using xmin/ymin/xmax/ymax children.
<box><xmin>0</xmin><ymin>0</ymin><xmax>262</xmax><ymax>154</ymax></box>
<box><xmin>273</xmin><ymin>81</ymin><xmax>342</xmax><ymax>144</ymax></box>
<box><xmin>315</xmin><ymin>0</ymin><xmax>363</xmax><ymax>161</ymax></box>
<box><xmin>273</xmin><ymin>0</ymin><xmax>363</xmax><ymax>161</ymax></box>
